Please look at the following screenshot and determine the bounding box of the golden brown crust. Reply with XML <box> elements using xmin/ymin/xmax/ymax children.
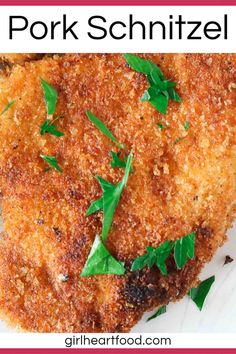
<box><xmin>0</xmin><ymin>53</ymin><xmax>235</xmax><ymax>332</ymax></box>
<box><xmin>0</xmin><ymin>54</ymin><xmax>47</xmax><ymax>84</ymax></box>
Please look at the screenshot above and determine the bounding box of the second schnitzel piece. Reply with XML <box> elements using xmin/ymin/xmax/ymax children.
<box><xmin>0</xmin><ymin>53</ymin><xmax>235</xmax><ymax>332</ymax></box>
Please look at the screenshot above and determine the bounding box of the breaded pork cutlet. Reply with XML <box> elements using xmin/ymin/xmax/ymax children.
<box><xmin>0</xmin><ymin>53</ymin><xmax>235</xmax><ymax>332</ymax></box>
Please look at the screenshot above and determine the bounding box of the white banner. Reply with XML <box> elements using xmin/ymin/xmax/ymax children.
<box><xmin>0</xmin><ymin>333</ymin><xmax>236</xmax><ymax>348</ymax></box>
<box><xmin>0</xmin><ymin>6</ymin><xmax>235</xmax><ymax>52</ymax></box>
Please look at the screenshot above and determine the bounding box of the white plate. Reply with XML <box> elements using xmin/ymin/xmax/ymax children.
<box><xmin>0</xmin><ymin>214</ymin><xmax>235</xmax><ymax>333</ymax></box>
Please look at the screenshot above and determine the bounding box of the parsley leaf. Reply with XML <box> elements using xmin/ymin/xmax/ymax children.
<box><xmin>174</xmin><ymin>232</ymin><xmax>195</xmax><ymax>269</ymax></box>
<box><xmin>131</xmin><ymin>241</ymin><xmax>174</xmax><ymax>276</ymax></box>
<box><xmin>40</xmin><ymin>154</ymin><xmax>62</xmax><ymax>173</ymax></box>
<box><xmin>131</xmin><ymin>247</ymin><xmax>156</xmax><ymax>271</ymax></box>
<box><xmin>157</xmin><ymin>122</ymin><xmax>165</xmax><ymax>130</ymax></box>
<box><xmin>148</xmin><ymin>70</ymin><xmax>176</xmax><ymax>91</ymax></box>
<box><xmin>81</xmin><ymin>234</ymin><xmax>125</xmax><ymax>276</ymax></box>
<box><xmin>184</xmin><ymin>120</ymin><xmax>189</xmax><ymax>131</ymax></box>
<box><xmin>86</xmin><ymin>197</ymin><xmax>103</xmax><ymax>217</ymax></box>
<box><xmin>188</xmin><ymin>276</ymin><xmax>215</xmax><ymax>311</ymax></box>
<box><xmin>86</xmin><ymin>152</ymin><xmax>133</xmax><ymax>241</ymax></box>
<box><xmin>141</xmin><ymin>87</ymin><xmax>168</xmax><ymax>115</ymax></box>
<box><xmin>149</xmin><ymin>92</ymin><xmax>169</xmax><ymax>115</ymax></box>
<box><xmin>86</xmin><ymin>110</ymin><xmax>124</xmax><ymax>149</ymax></box>
<box><xmin>167</xmin><ymin>87</ymin><xmax>182</xmax><ymax>103</ymax></box>
<box><xmin>173</xmin><ymin>137</ymin><xmax>185</xmax><ymax>145</ymax></box>
<box><xmin>123</xmin><ymin>54</ymin><xmax>181</xmax><ymax>114</ymax></box>
<box><xmin>110</xmin><ymin>151</ymin><xmax>134</xmax><ymax>172</ymax></box>
<box><xmin>0</xmin><ymin>100</ymin><xmax>15</xmax><ymax>116</ymax></box>
<box><xmin>100</xmin><ymin>152</ymin><xmax>132</xmax><ymax>241</ymax></box>
<box><xmin>147</xmin><ymin>306</ymin><xmax>166</xmax><ymax>322</ymax></box>
<box><xmin>41</xmin><ymin>79</ymin><xmax>58</xmax><ymax>115</ymax></box>
<box><xmin>40</xmin><ymin>115</ymin><xmax>64</xmax><ymax>137</ymax></box>
<box><xmin>131</xmin><ymin>232</ymin><xmax>196</xmax><ymax>275</ymax></box>
<box><xmin>123</xmin><ymin>54</ymin><xmax>160</xmax><ymax>75</ymax></box>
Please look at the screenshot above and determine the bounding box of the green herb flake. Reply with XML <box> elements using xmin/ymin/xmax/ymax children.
<box><xmin>188</xmin><ymin>276</ymin><xmax>215</xmax><ymax>311</ymax></box>
<box><xmin>131</xmin><ymin>232</ymin><xmax>196</xmax><ymax>275</ymax></box>
<box><xmin>86</xmin><ymin>197</ymin><xmax>103</xmax><ymax>217</ymax></box>
<box><xmin>40</xmin><ymin>154</ymin><xmax>62</xmax><ymax>173</ymax></box>
<box><xmin>41</xmin><ymin>79</ymin><xmax>58</xmax><ymax>115</ymax></box>
<box><xmin>86</xmin><ymin>110</ymin><xmax>124</xmax><ymax>149</ymax></box>
<box><xmin>40</xmin><ymin>115</ymin><xmax>64</xmax><ymax>137</ymax></box>
<box><xmin>123</xmin><ymin>54</ymin><xmax>162</xmax><ymax>77</ymax></box>
<box><xmin>0</xmin><ymin>100</ymin><xmax>15</xmax><ymax>116</ymax></box>
<box><xmin>86</xmin><ymin>152</ymin><xmax>133</xmax><ymax>241</ymax></box>
<box><xmin>147</xmin><ymin>306</ymin><xmax>167</xmax><ymax>322</ymax></box>
<box><xmin>157</xmin><ymin>122</ymin><xmax>165</xmax><ymax>130</ymax></box>
<box><xmin>131</xmin><ymin>241</ymin><xmax>174</xmax><ymax>276</ymax></box>
<box><xmin>184</xmin><ymin>121</ymin><xmax>189</xmax><ymax>131</ymax></box>
<box><xmin>168</xmin><ymin>87</ymin><xmax>182</xmax><ymax>103</ymax></box>
<box><xmin>110</xmin><ymin>151</ymin><xmax>134</xmax><ymax>172</ymax></box>
<box><xmin>142</xmin><ymin>88</ymin><xmax>169</xmax><ymax>115</ymax></box>
<box><xmin>81</xmin><ymin>234</ymin><xmax>125</xmax><ymax>276</ymax></box>
<box><xmin>173</xmin><ymin>137</ymin><xmax>185</xmax><ymax>145</ymax></box>
<box><xmin>174</xmin><ymin>232</ymin><xmax>195</xmax><ymax>269</ymax></box>
<box><xmin>99</xmin><ymin>152</ymin><xmax>132</xmax><ymax>241</ymax></box>
<box><xmin>123</xmin><ymin>54</ymin><xmax>181</xmax><ymax>114</ymax></box>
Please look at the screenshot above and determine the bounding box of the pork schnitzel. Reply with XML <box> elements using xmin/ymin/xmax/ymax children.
<box><xmin>0</xmin><ymin>53</ymin><xmax>235</xmax><ymax>332</ymax></box>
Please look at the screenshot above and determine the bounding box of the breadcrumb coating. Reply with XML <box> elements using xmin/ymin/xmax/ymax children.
<box><xmin>0</xmin><ymin>54</ymin><xmax>42</xmax><ymax>64</ymax></box>
<box><xmin>0</xmin><ymin>53</ymin><xmax>235</xmax><ymax>332</ymax></box>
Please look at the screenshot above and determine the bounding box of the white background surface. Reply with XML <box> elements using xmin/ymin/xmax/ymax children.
<box><xmin>0</xmin><ymin>7</ymin><xmax>235</xmax><ymax>52</ymax></box>
<box><xmin>0</xmin><ymin>215</ymin><xmax>235</xmax><ymax>333</ymax></box>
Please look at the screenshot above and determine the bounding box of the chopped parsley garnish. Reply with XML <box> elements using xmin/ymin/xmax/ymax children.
<box><xmin>147</xmin><ymin>306</ymin><xmax>167</xmax><ymax>322</ymax></box>
<box><xmin>157</xmin><ymin>122</ymin><xmax>165</xmax><ymax>130</ymax></box>
<box><xmin>86</xmin><ymin>110</ymin><xmax>124</xmax><ymax>149</ymax></box>
<box><xmin>40</xmin><ymin>154</ymin><xmax>62</xmax><ymax>173</ymax></box>
<box><xmin>0</xmin><ymin>100</ymin><xmax>15</xmax><ymax>116</ymax></box>
<box><xmin>131</xmin><ymin>232</ymin><xmax>195</xmax><ymax>275</ymax></box>
<box><xmin>40</xmin><ymin>115</ymin><xmax>64</xmax><ymax>137</ymax></box>
<box><xmin>40</xmin><ymin>80</ymin><xmax>63</xmax><ymax>137</ymax></box>
<box><xmin>173</xmin><ymin>137</ymin><xmax>185</xmax><ymax>145</ymax></box>
<box><xmin>86</xmin><ymin>152</ymin><xmax>133</xmax><ymax>241</ymax></box>
<box><xmin>174</xmin><ymin>232</ymin><xmax>195</xmax><ymax>269</ymax></box>
<box><xmin>184</xmin><ymin>120</ymin><xmax>189</xmax><ymax>131</ymax></box>
<box><xmin>131</xmin><ymin>241</ymin><xmax>174</xmax><ymax>276</ymax></box>
<box><xmin>86</xmin><ymin>197</ymin><xmax>103</xmax><ymax>217</ymax></box>
<box><xmin>123</xmin><ymin>54</ymin><xmax>181</xmax><ymax>115</ymax></box>
<box><xmin>123</xmin><ymin>54</ymin><xmax>160</xmax><ymax>75</ymax></box>
<box><xmin>81</xmin><ymin>234</ymin><xmax>125</xmax><ymax>276</ymax></box>
<box><xmin>188</xmin><ymin>276</ymin><xmax>215</xmax><ymax>311</ymax></box>
<box><xmin>41</xmin><ymin>79</ymin><xmax>58</xmax><ymax>115</ymax></box>
<box><xmin>141</xmin><ymin>87</ymin><xmax>169</xmax><ymax>115</ymax></box>
<box><xmin>110</xmin><ymin>151</ymin><xmax>134</xmax><ymax>172</ymax></box>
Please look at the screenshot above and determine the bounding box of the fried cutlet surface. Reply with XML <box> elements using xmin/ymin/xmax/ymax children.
<box><xmin>0</xmin><ymin>53</ymin><xmax>235</xmax><ymax>332</ymax></box>
<box><xmin>0</xmin><ymin>54</ymin><xmax>43</xmax><ymax>64</ymax></box>
<box><xmin>0</xmin><ymin>54</ymin><xmax>46</xmax><ymax>84</ymax></box>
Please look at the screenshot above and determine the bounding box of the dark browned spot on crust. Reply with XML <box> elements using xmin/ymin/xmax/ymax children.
<box><xmin>195</xmin><ymin>225</ymin><xmax>212</xmax><ymax>238</ymax></box>
<box><xmin>123</xmin><ymin>269</ymin><xmax>165</xmax><ymax>306</ymax></box>
<box><xmin>63</xmin><ymin>235</ymin><xmax>88</xmax><ymax>261</ymax></box>
<box><xmin>53</xmin><ymin>227</ymin><xmax>62</xmax><ymax>242</ymax></box>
